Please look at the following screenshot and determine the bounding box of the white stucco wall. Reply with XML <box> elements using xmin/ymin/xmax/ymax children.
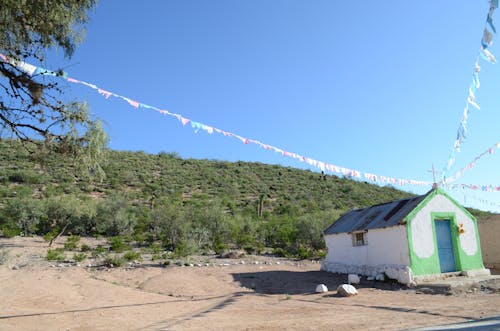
<box><xmin>410</xmin><ymin>194</ymin><xmax>478</xmax><ymax>258</ymax></box>
<box><xmin>323</xmin><ymin>225</ymin><xmax>409</xmax><ymax>266</ymax></box>
<box><xmin>321</xmin><ymin>225</ymin><xmax>412</xmax><ymax>284</ymax></box>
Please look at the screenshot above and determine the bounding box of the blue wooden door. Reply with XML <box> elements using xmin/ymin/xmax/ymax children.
<box><xmin>435</xmin><ymin>220</ymin><xmax>456</xmax><ymax>273</ymax></box>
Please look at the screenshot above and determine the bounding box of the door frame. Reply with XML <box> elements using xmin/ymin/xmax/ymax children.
<box><xmin>431</xmin><ymin>212</ymin><xmax>461</xmax><ymax>272</ymax></box>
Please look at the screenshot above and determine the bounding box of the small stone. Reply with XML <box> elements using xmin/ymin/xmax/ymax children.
<box><xmin>276</xmin><ymin>261</ymin><xmax>280</xmax><ymax>265</ymax></box>
<box><xmin>315</xmin><ymin>284</ymin><xmax>328</xmax><ymax>293</ymax></box>
<box><xmin>189</xmin><ymin>263</ymin><xmax>194</xmax><ymax>267</ymax></box>
<box><xmin>348</xmin><ymin>274</ymin><xmax>360</xmax><ymax>284</ymax></box>
<box><xmin>197</xmin><ymin>263</ymin><xmax>202</xmax><ymax>267</ymax></box>
<box><xmin>375</xmin><ymin>274</ymin><xmax>385</xmax><ymax>281</ymax></box>
<box><xmin>11</xmin><ymin>265</ymin><xmax>19</xmax><ymax>270</ymax></box>
<box><xmin>240</xmin><ymin>260</ymin><xmax>245</xmax><ymax>265</ymax></box>
<box><xmin>337</xmin><ymin>284</ymin><xmax>358</xmax><ymax>297</ymax></box>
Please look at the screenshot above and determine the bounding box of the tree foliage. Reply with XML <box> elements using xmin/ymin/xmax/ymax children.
<box><xmin>0</xmin><ymin>0</ymin><xmax>97</xmax><ymax>145</ymax></box>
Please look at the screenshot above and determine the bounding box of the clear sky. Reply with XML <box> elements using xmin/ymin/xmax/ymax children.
<box><xmin>42</xmin><ymin>0</ymin><xmax>499</xmax><ymax>212</ymax></box>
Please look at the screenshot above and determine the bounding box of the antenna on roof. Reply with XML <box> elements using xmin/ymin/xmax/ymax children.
<box><xmin>428</xmin><ymin>164</ymin><xmax>439</xmax><ymax>189</ymax></box>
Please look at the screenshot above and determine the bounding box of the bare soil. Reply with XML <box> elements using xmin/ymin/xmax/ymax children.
<box><xmin>0</xmin><ymin>236</ymin><xmax>499</xmax><ymax>331</ymax></box>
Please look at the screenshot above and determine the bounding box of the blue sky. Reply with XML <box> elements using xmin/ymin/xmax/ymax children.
<box><xmin>42</xmin><ymin>1</ymin><xmax>499</xmax><ymax>212</ymax></box>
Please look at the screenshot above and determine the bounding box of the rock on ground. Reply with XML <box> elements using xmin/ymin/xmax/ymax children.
<box><xmin>348</xmin><ymin>274</ymin><xmax>360</xmax><ymax>284</ymax></box>
<box><xmin>337</xmin><ymin>284</ymin><xmax>358</xmax><ymax>297</ymax></box>
<box><xmin>315</xmin><ymin>284</ymin><xmax>328</xmax><ymax>293</ymax></box>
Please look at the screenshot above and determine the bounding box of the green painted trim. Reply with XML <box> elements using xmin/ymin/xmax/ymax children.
<box><xmin>434</xmin><ymin>188</ymin><xmax>477</xmax><ymax>221</ymax></box>
<box><xmin>405</xmin><ymin>189</ymin><xmax>441</xmax><ymax>275</ymax></box>
<box><xmin>404</xmin><ymin>188</ymin><xmax>477</xmax><ymax>225</ymax></box>
<box><xmin>404</xmin><ymin>189</ymin><xmax>439</xmax><ymax>224</ymax></box>
<box><xmin>431</xmin><ymin>212</ymin><xmax>461</xmax><ymax>271</ymax></box>
<box><xmin>406</xmin><ymin>188</ymin><xmax>485</xmax><ymax>275</ymax></box>
<box><xmin>456</xmin><ymin>216</ymin><xmax>484</xmax><ymax>270</ymax></box>
<box><xmin>407</xmin><ymin>213</ymin><xmax>440</xmax><ymax>275</ymax></box>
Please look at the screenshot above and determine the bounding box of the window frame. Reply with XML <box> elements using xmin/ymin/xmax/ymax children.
<box><xmin>352</xmin><ymin>231</ymin><xmax>367</xmax><ymax>246</ymax></box>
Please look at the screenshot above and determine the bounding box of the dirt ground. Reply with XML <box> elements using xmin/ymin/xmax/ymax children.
<box><xmin>0</xmin><ymin>237</ymin><xmax>499</xmax><ymax>331</ymax></box>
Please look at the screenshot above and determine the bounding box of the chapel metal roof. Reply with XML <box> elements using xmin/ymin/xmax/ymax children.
<box><xmin>323</xmin><ymin>189</ymin><xmax>434</xmax><ymax>235</ymax></box>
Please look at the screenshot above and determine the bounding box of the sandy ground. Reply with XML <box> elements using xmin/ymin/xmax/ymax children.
<box><xmin>0</xmin><ymin>237</ymin><xmax>499</xmax><ymax>331</ymax></box>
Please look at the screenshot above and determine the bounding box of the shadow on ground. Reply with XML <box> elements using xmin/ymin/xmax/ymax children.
<box><xmin>232</xmin><ymin>270</ymin><xmax>406</xmax><ymax>295</ymax></box>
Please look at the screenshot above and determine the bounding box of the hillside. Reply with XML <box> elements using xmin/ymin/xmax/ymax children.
<box><xmin>0</xmin><ymin>140</ymin><xmax>490</xmax><ymax>257</ymax></box>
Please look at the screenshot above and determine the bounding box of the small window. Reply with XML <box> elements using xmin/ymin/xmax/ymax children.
<box><xmin>352</xmin><ymin>231</ymin><xmax>367</xmax><ymax>246</ymax></box>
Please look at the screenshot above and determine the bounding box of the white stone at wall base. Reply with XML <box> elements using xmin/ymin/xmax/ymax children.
<box><xmin>348</xmin><ymin>274</ymin><xmax>360</xmax><ymax>284</ymax></box>
<box><xmin>321</xmin><ymin>261</ymin><xmax>413</xmax><ymax>286</ymax></box>
<box><xmin>315</xmin><ymin>284</ymin><xmax>328</xmax><ymax>293</ymax></box>
<box><xmin>337</xmin><ymin>284</ymin><xmax>358</xmax><ymax>297</ymax></box>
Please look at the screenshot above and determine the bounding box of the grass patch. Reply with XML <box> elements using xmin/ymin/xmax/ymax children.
<box><xmin>63</xmin><ymin>235</ymin><xmax>81</xmax><ymax>251</ymax></box>
<box><xmin>80</xmin><ymin>244</ymin><xmax>91</xmax><ymax>252</ymax></box>
<box><xmin>46</xmin><ymin>248</ymin><xmax>65</xmax><ymax>261</ymax></box>
<box><xmin>123</xmin><ymin>250</ymin><xmax>141</xmax><ymax>261</ymax></box>
<box><xmin>73</xmin><ymin>253</ymin><xmax>87</xmax><ymax>262</ymax></box>
<box><xmin>103</xmin><ymin>254</ymin><xmax>125</xmax><ymax>268</ymax></box>
<box><xmin>91</xmin><ymin>245</ymin><xmax>107</xmax><ymax>258</ymax></box>
<box><xmin>109</xmin><ymin>236</ymin><xmax>129</xmax><ymax>253</ymax></box>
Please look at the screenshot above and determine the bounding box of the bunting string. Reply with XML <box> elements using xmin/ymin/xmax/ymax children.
<box><xmin>445</xmin><ymin>140</ymin><xmax>500</xmax><ymax>184</ymax></box>
<box><xmin>451</xmin><ymin>185</ymin><xmax>500</xmax><ymax>210</ymax></box>
<box><xmin>5</xmin><ymin>53</ymin><xmax>500</xmax><ymax>193</ymax></box>
<box><xmin>442</xmin><ymin>0</ymin><xmax>498</xmax><ymax>182</ymax></box>
<box><xmin>448</xmin><ymin>183</ymin><xmax>500</xmax><ymax>193</ymax></box>
<box><xmin>0</xmin><ymin>53</ymin><xmax>432</xmax><ymax>188</ymax></box>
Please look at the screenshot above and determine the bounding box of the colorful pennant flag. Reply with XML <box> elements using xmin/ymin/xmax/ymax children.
<box><xmin>442</xmin><ymin>0</ymin><xmax>497</xmax><ymax>182</ymax></box>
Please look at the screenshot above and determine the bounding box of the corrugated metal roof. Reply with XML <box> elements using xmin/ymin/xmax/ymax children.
<box><xmin>324</xmin><ymin>190</ymin><xmax>434</xmax><ymax>235</ymax></box>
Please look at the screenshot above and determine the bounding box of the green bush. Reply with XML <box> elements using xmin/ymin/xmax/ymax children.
<box><xmin>63</xmin><ymin>235</ymin><xmax>81</xmax><ymax>251</ymax></box>
<box><xmin>243</xmin><ymin>244</ymin><xmax>264</xmax><ymax>255</ymax></box>
<box><xmin>103</xmin><ymin>254</ymin><xmax>125</xmax><ymax>267</ymax></box>
<box><xmin>123</xmin><ymin>250</ymin><xmax>141</xmax><ymax>261</ymax></box>
<box><xmin>109</xmin><ymin>236</ymin><xmax>128</xmax><ymax>252</ymax></box>
<box><xmin>95</xmin><ymin>195</ymin><xmax>136</xmax><ymax>236</ymax></box>
<box><xmin>80</xmin><ymin>244</ymin><xmax>91</xmax><ymax>252</ymax></box>
<box><xmin>3</xmin><ymin>198</ymin><xmax>45</xmax><ymax>236</ymax></box>
<box><xmin>91</xmin><ymin>245</ymin><xmax>107</xmax><ymax>258</ymax></box>
<box><xmin>214</xmin><ymin>242</ymin><xmax>228</xmax><ymax>255</ymax></box>
<box><xmin>7</xmin><ymin>170</ymin><xmax>43</xmax><ymax>184</ymax></box>
<box><xmin>149</xmin><ymin>242</ymin><xmax>162</xmax><ymax>254</ymax></box>
<box><xmin>47</xmin><ymin>248</ymin><xmax>65</xmax><ymax>261</ymax></box>
<box><xmin>173</xmin><ymin>239</ymin><xmax>198</xmax><ymax>258</ymax></box>
<box><xmin>272</xmin><ymin>247</ymin><xmax>287</xmax><ymax>258</ymax></box>
<box><xmin>43</xmin><ymin>230</ymin><xmax>58</xmax><ymax>242</ymax></box>
<box><xmin>0</xmin><ymin>222</ymin><xmax>21</xmax><ymax>238</ymax></box>
<box><xmin>73</xmin><ymin>253</ymin><xmax>87</xmax><ymax>262</ymax></box>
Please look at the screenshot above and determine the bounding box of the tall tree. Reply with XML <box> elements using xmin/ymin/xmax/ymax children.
<box><xmin>0</xmin><ymin>0</ymin><xmax>98</xmax><ymax>145</ymax></box>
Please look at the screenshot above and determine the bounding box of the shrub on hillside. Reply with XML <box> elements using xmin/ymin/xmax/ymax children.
<box><xmin>46</xmin><ymin>248</ymin><xmax>65</xmax><ymax>261</ymax></box>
